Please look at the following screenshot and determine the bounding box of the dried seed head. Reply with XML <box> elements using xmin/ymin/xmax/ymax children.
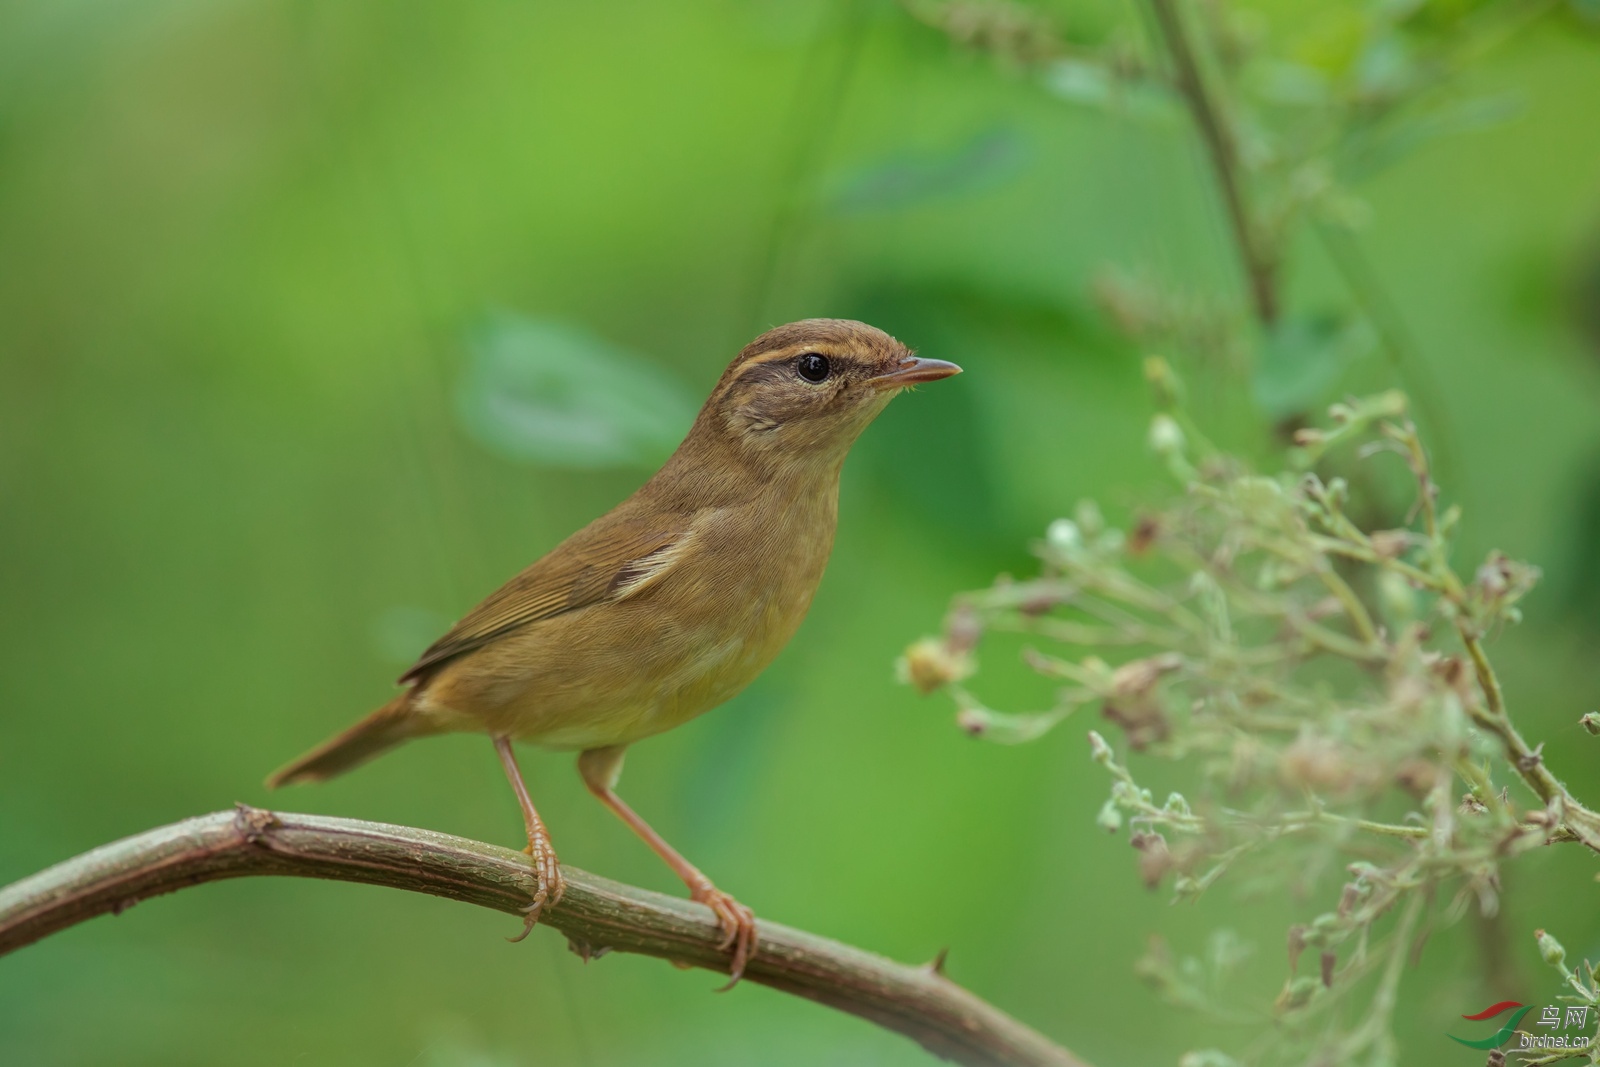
<box><xmin>1279</xmin><ymin>733</ymin><xmax>1359</xmax><ymax>794</ymax></box>
<box><xmin>1103</xmin><ymin>693</ymin><xmax>1172</xmax><ymax>751</ymax></box>
<box><xmin>1110</xmin><ymin>653</ymin><xmax>1183</xmax><ymax>698</ymax></box>
<box><xmin>1286</xmin><ymin>925</ymin><xmax>1307</xmax><ymax>972</ymax></box>
<box><xmin>1128</xmin><ymin>513</ymin><xmax>1160</xmax><ymax>555</ymax></box>
<box><xmin>945</xmin><ymin>606</ymin><xmax>983</xmax><ymax>653</ymax></box>
<box><xmin>1017</xmin><ymin>592</ymin><xmax>1060</xmax><ymax>617</ymax></box>
<box><xmin>1394</xmin><ymin>758</ymin><xmax>1440</xmax><ymax>801</ymax></box>
<box><xmin>1369</xmin><ymin>529</ymin><xmax>1410</xmax><ymax>559</ymax></box>
<box><xmin>1130</xmin><ymin>831</ymin><xmax>1172</xmax><ymax>889</ymax></box>
<box><xmin>896</xmin><ymin>637</ymin><xmax>974</xmax><ymax>695</ymax></box>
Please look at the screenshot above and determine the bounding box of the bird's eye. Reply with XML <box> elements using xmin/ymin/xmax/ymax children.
<box><xmin>796</xmin><ymin>353</ymin><xmax>831</xmax><ymax>383</ymax></box>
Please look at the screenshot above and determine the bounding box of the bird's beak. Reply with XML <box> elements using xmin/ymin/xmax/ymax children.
<box><xmin>869</xmin><ymin>356</ymin><xmax>963</xmax><ymax>389</ymax></box>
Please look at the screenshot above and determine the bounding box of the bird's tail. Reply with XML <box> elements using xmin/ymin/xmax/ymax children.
<box><xmin>266</xmin><ymin>693</ymin><xmax>434</xmax><ymax>788</ymax></box>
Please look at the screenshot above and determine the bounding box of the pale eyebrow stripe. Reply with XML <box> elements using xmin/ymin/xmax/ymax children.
<box><xmin>724</xmin><ymin>347</ymin><xmax>805</xmax><ymax>387</ymax></box>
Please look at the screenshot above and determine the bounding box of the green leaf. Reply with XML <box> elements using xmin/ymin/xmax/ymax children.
<box><xmin>1044</xmin><ymin>59</ymin><xmax>1113</xmax><ymax>106</ymax></box>
<box><xmin>825</xmin><ymin>127</ymin><xmax>1030</xmax><ymax>214</ymax></box>
<box><xmin>1042</xmin><ymin>59</ymin><xmax>1180</xmax><ymax>121</ymax></box>
<box><xmin>1347</xmin><ymin>93</ymin><xmax>1525</xmax><ymax>177</ymax></box>
<box><xmin>1354</xmin><ymin>32</ymin><xmax>1414</xmax><ymax>99</ymax></box>
<box><xmin>1251</xmin><ymin>312</ymin><xmax>1375</xmax><ymax>418</ymax></box>
<box><xmin>455</xmin><ymin>313</ymin><xmax>698</xmax><ymax>468</ymax></box>
<box><xmin>1247</xmin><ymin>60</ymin><xmax>1332</xmax><ymax>106</ymax></box>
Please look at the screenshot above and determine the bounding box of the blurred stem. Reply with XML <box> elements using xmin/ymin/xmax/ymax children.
<box><xmin>1278</xmin><ymin>810</ymin><xmax>1429</xmax><ymax>841</ymax></box>
<box><xmin>1339</xmin><ymin>891</ymin><xmax>1423</xmax><ymax>1059</ymax></box>
<box><xmin>1143</xmin><ymin>0</ymin><xmax>1279</xmax><ymax>325</ymax></box>
<box><xmin>0</xmin><ymin>807</ymin><xmax>1090</xmax><ymax>1067</ymax></box>
<box><xmin>1313</xmin><ymin>561</ymin><xmax>1380</xmax><ymax>645</ymax></box>
<box><xmin>742</xmin><ymin>0</ymin><xmax>868</xmax><ymax>334</ymax></box>
<box><xmin>1469</xmin><ymin>873</ymin><xmax>1525</xmax><ymax>1005</ymax></box>
<box><xmin>1313</xmin><ymin>221</ymin><xmax>1462</xmax><ymax>485</ymax></box>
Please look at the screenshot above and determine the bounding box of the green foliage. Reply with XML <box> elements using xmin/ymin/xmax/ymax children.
<box><xmin>457</xmin><ymin>314</ymin><xmax>698</xmax><ymax>469</ymax></box>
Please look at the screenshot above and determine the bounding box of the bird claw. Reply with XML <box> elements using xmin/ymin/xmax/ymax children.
<box><xmin>690</xmin><ymin>885</ymin><xmax>757</xmax><ymax>988</ymax></box>
<box><xmin>507</xmin><ymin>832</ymin><xmax>566</xmax><ymax>942</ymax></box>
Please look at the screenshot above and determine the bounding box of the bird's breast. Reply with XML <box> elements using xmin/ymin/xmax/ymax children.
<box><xmin>650</xmin><ymin>488</ymin><xmax>838</xmax><ymax>713</ymax></box>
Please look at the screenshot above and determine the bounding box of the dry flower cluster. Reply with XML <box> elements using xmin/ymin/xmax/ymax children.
<box><xmin>902</xmin><ymin>362</ymin><xmax>1600</xmax><ymax>1065</ymax></box>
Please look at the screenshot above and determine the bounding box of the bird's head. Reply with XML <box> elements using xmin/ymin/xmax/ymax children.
<box><xmin>695</xmin><ymin>319</ymin><xmax>960</xmax><ymax>471</ymax></box>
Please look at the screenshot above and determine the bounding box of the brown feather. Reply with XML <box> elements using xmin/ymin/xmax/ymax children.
<box><xmin>400</xmin><ymin>509</ymin><xmax>693</xmax><ymax>683</ymax></box>
<box><xmin>265</xmin><ymin>693</ymin><xmax>431</xmax><ymax>787</ymax></box>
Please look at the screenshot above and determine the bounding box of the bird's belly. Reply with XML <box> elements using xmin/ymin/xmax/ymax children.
<box><xmin>422</xmin><ymin>578</ymin><xmax>809</xmax><ymax>751</ymax></box>
<box><xmin>526</xmin><ymin>632</ymin><xmax>762</xmax><ymax>749</ymax></box>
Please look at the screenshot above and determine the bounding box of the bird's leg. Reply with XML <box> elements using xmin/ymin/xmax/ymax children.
<box><xmin>577</xmin><ymin>745</ymin><xmax>757</xmax><ymax>985</ymax></box>
<box><xmin>493</xmin><ymin>735</ymin><xmax>566</xmax><ymax>942</ymax></box>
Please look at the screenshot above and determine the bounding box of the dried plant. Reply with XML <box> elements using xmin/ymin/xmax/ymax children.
<box><xmin>901</xmin><ymin>364</ymin><xmax>1600</xmax><ymax>1064</ymax></box>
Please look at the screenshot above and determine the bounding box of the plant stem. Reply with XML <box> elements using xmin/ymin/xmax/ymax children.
<box><xmin>1455</xmin><ymin>628</ymin><xmax>1600</xmax><ymax>850</ymax></box>
<box><xmin>1313</xmin><ymin>222</ymin><xmax>1463</xmax><ymax>484</ymax></box>
<box><xmin>0</xmin><ymin>806</ymin><xmax>1091</xmax><ymax>1067</ymax></box>
<box><xmin>1144</xmin><ymin>0</ymin><xmax>1278</xmax><ymax>326</ymax></box>
<box><xmin>1285</xmin><ymin>811</ymin><xmax>1430</xmax><ymax>841</ymax></box>
<box><xmin>1340</xmin><ymin>891</ymin><xmax>1424</xmax><ymax>1059</ymax></box>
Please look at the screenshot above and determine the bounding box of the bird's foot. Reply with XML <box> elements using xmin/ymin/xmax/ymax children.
<box><xmin>507</xmin><ymin>830</ymin><xmax>566</xmax><ymax>943</ymax></box>
<box><xmin>690</xmin><ymin>883</ymin><xmax>757</xmax><ymax>988</ymax></box>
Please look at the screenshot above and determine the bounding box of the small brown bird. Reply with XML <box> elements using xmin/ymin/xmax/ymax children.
<box><xmin>267</xmin><ymin>319</ymin><xmax>960</xmax><ymax>981</ymax></box>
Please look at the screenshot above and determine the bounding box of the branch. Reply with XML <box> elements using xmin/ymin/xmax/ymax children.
<box><xmin>0</xmin><ymin>806</ymin><xmax>1090</xmax><ymax>1067</ymax></box>
<box><xmin>1144</xmin><ymin>0</ymin><xmax>1279</xmax><ymax>326</ymax></box>
<box><xmin>1456</xmin><ymin>630</ymin><xmax>1600</xmax><ymax>852</ymax></box>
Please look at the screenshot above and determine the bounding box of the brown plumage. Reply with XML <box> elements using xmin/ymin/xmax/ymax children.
<box><xmin>267</xmin><ymin>318</ymin><xmax>960</xmax><ymax>981</ymax></box>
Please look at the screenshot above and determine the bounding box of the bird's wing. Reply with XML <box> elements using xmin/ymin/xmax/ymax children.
<box><xmin>399</xmin><ymin>507</ymin><xmax>694</xmax><ymax>683</ymax></box>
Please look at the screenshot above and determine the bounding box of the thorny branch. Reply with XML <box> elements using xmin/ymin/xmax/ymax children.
<box><xmin>0</xmin><ymin>807</ymin><xmax>1090</xmax><ymax>1067</ymax></box>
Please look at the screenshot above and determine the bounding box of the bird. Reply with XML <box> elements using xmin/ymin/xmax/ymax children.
<box><xmin>266</xmin><ymin>318</ymin><xmax>961</xmax><ymax>982</ymax></box>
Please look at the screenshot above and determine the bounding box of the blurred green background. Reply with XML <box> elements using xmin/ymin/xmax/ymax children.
<box><xmin>2</xmin><ymin>2</ymin><xmax>1599</xmax><ymax>1064</ymax></box>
